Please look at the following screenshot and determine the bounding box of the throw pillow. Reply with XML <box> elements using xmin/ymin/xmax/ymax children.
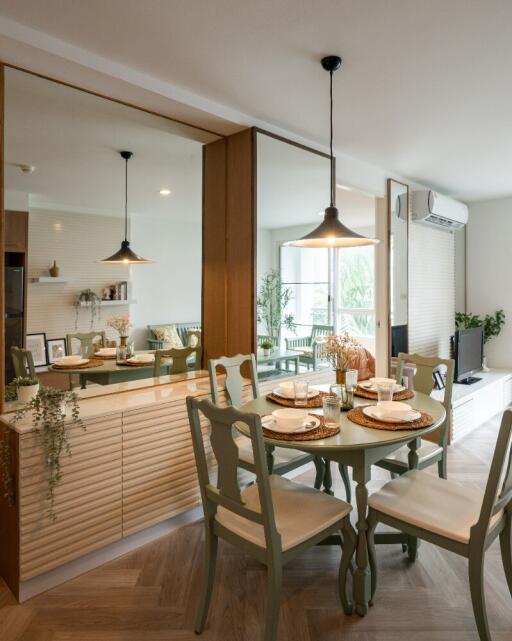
<box><xmin>153</xmin><ymin>325</ymin><xmax>184</xmax><ymax>348</ymax></box>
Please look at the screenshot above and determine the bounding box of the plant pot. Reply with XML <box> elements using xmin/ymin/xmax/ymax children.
<box><xmin>336</xmin><ymin>369</ymin><xmax>348</xmax><ymax>385</ymax></box>
<box><xmin>17</xmin><ymin>383</ymin><xmax>39</xmax><ymax>404</ymax></box>
<box><xmin>263</xmin><ymin>349</ymin><xmax>270</xmax><ymax>357</ymax></box>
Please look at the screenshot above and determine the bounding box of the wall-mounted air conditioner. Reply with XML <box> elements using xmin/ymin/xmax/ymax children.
<box><xmin>412</xmin><ymin>190</ymin><xmax>468</xmax><ymax>231</ymax></box>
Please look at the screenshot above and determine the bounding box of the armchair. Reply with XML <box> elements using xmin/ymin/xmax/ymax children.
<box><xmin>285</xmin><ymin>324</ymin><xmax>333</xmax><ymax>370</ymax></box>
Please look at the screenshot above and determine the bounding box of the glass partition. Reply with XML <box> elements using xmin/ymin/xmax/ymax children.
<box><xmin>4</xmin><ymin>67</ymin><xmax>208</xmax><ymax>397</ymax></box>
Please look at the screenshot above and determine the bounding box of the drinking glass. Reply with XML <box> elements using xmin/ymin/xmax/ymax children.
<box><xmin>376</xmin><ymin>381</ymin><xmax>395</xmax><ymax>405</ymax></box>
<box><xmin>322</xmin><ymin>394</ymin><xmax>341</xmax><ymax>427</ymax></box>
<box><xmin>401</xmin><ymin>375</ymin><xmax>410</xmax><ymax>390</ymax></box>
<box><xmin>294</xmin><ymin>380</ymin><xmax>309</xmax><ymax>407</ymax></box>
<box><xmin>345</xmin><ymin>369</ymin><xmax>358</xmax><ymax>390</ymax></box>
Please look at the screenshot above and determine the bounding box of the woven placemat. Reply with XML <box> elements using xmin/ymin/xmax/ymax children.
<box><xmin>354</xmin><ymin>386</ymin><xmax>414</xmax><ymax>401</ymax></box>
<box><xmin>52</xmin><ymin>359</ymin><xmax>104</xmax><ymax>370</ymax></box>
<box><xmin>266</xmin><ymin>390</ymin><xmax>328</xmax><ymax>409</ymax></box>
<box><xmin>262</xmin><ymin>414</ymin><xmax>340</xmax><ymax>441</ymax></box>
<box><xmin>347</xmin><ymin>405</ymin><xmax>435</xmax><ymax>431</ymax></box>
<box><xmin>117</xmin><ymin>359</ymin><xmax>155</xmax><ymax>367</ymax></box>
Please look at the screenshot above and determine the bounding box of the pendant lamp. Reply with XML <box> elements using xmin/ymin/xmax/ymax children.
<box><xmin>284</xmin><ymin>56</ymin><xmax>379</xmax><ymax>248</ymax></box>
<box><xmin>99</xmin><ymin>151</ymin><xmax>153</xmax><ymax>264</ymax></box>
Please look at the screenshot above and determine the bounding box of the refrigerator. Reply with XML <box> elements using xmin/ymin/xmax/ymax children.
<box><xmin>5</xmin><ymin>266</ymin><xmax>25</xmax><ymax>383</ymax></box>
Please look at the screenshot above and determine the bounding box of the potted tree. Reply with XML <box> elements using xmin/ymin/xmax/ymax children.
<box><xmin>257</xmin><ymin>269</ymin><xmax>296</xmax><ymax>348</ymax></box>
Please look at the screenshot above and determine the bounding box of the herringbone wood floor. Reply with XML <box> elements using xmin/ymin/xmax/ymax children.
<box><xmin>2</xmin><ymin>414</ymin><xmax>512</xmax><ymax>641</ymax></box>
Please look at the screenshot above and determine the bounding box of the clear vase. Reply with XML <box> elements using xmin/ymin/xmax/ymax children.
<box><xmin>116</xmin><ymin>336</ymin><xmax>133</xmax><ymax>363</ymax></box>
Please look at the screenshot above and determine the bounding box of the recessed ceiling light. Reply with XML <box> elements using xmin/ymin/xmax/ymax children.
<box><xmin>159</xmin><ymin>188</ymin><xmax>172</xmax><ymax>196</ymax></box>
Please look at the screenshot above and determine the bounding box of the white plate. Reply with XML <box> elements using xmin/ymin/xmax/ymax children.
<box><xmin>95</xmin><ymin>348</ymin><xmax>116</xmax><ymax>356</ymax></box>
<box><xmin>272</xmin><ymin>387</ymin><xmax>320</xmax><ymax>400</ymax></box>
<box><xmin>363</xmin><ymin>405</ymin><xmax>421</xmax><ymax>424</ymax></box>
<box><xmin>359</xmin><ymin>381</ymin><xmax>405</xmax><ymax>393</ymax></box>
<box><xmin>262</xmin><ymin>414</ymin><xmax>320</xmax><ymax>433</ymax></box>
<box><xmin>127</xmin><ymin>355</ymin><xmax>155</xmax><ymax>364</ymax></box>
<box><xmin>55</xmin><ymin>358</ymin><xmax>89</xmax><ymax>367</ymax></box>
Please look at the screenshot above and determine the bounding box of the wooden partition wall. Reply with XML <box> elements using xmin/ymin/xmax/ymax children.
<box><xmin>202</xmin><ymin>128</ymin><xmax>256</xmax><ymax>363</ymax></box>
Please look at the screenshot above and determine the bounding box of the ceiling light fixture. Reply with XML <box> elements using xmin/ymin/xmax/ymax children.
<box><xmin>159</xmin><ymin>188</ymin><xmax>172</xmax><ymax>196</ymax></box>
<box><xmin>99</xmin><ymin>151</ymin><xmax>153</xmax><ymax>264</ymax></box>
<box><xmin>285</xmin><ymin>56</ymin><xmax>379</xmax><ymax>248</ymax></box>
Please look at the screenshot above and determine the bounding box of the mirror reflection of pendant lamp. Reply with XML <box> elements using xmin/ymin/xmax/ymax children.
<box><xmin>99</xmin><ymin>151</ymin><xmax>153</xmax><ymax>264</ymax></box>
<box><xmin>285</xmin><ymin>56</ymin><xmax>379</xmax><ymax>248</ymax></box>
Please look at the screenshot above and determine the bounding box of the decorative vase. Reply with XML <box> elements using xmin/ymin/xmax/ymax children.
<box><xmin>116</xmin><ymin>336</ymin><xmax>133</xmax><ymax>363</ymax></box>
<box><xmin>17</xmin><ymin>383</ymin><xmax>39</xmax><ymax>404</ymax></box>
<box><xmin>49</xmin><ymin>260</ymin><xmax>60</xmax><ymax>277</ymax></box>
<box><xmin>336</xmin><ymin>369</ymin><xmax>348</xmax><ymax>385</ymax></box>
<box><xmin>482</xmin><ymin>356</ymin><xmax>490</xmax><ymax>373</ymax></box>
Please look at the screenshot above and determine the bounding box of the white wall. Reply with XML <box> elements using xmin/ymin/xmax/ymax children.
<box><xmin>129</xmin><ymin>214</ymin><xmax>202</xmax><ymax>348</ymax></box>
<box><xmin>467</xmin><ymin>197</ymin><xmax>512</xmax><ymax>367</ymax></box>
<box><xmin>27</xmin><ymin>209</ymin><xmax>130</xmax><ymax>344</ymax></box>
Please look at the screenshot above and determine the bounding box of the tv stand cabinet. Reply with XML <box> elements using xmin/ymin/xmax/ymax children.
<box><xmin>433</xmin><ymin>369</ymin><xmax>512</xmax><ymax>441</ymax></box>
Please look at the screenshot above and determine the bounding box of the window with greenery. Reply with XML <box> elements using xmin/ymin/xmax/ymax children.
<box><xmin>336</xmin><ymin>245</ymin><xmax>375</xmax><ymax>337</ymax></box>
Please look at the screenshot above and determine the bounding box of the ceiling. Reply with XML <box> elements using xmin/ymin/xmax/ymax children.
<box><xmin>257</xmin><ymin>132</ymin><xmax>374</xmax><ymax>230</ymax></box>
<box><xmin>5</xmin><ymin>67</ymin><xmax>203</xmax><ymax>221</ymax></box>
<box><xmin>1</xmin><ymin>1</ymin><xmax>512</xmax><ymax>201</ymax></box>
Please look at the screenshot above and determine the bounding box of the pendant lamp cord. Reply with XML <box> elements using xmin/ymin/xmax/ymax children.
<box><xmin>329</xmin><ymin>68</ymin><xmax>334</xmax><ymax>208</ymax></box>
<box><xmin>124</xmin><ymin>156</ymin><xmax>128</xmax><ymax>242</ymax></box>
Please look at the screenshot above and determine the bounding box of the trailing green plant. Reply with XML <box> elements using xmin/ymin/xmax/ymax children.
<box><xmin>455</xmin><ymin>309</ymin><xmax>505</xmax><ymax>344</ymax></box>
<box><xmin>75</xmin><ymin>288</ymin><xmax>102</xmax><ymax>329</ymax></box>
<box><xmin>5</xmin><ymin>376</ymin><xmax>39</xmax><ymax>402</ymax></box>
<box><xmin>257</xmin><ymin>270</ymin><xmax>296</xmax><ymax>346</ymax></box>
<box><xmin>0</xmin><ymin>386</ymin><xmax>84</xmax><ymax>519</ymax></box>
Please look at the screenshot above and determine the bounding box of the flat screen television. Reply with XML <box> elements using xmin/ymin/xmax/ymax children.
<box><xmin>453</xmin><ymin>326</ymin><xmax>484</xmax><ymax>384</ymax></box>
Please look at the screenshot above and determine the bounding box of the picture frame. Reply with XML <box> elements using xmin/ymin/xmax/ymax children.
<box><xmin>433</xmin><ymin>370</ymin><xmax>445</xmax><ymax>391</ymax></box>
<box><xmin>46</xmin><ymin>337</ymin><xmax>67</xmax><ymax>364</ymax></box>
<box><xmin>26</xmin><ymin>332</ymin><xmax>48</xmax><ymax>367</ymax></box>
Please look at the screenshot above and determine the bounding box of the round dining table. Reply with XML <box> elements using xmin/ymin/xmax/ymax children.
<box><xmin>238</xmin><ymin>384</ymin><xmax>446</xmax><ymax>617</ymax></box>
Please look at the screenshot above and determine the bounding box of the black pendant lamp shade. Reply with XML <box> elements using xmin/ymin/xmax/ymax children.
<box><xmin>285</xmin><ymin>56</ymin><xmax>379</xmax><ymax>248</ymax></box>
<box><xmin>99</xmin><ymin>151</ymin><xmax>153</xmax><ymax>264</ymax></box>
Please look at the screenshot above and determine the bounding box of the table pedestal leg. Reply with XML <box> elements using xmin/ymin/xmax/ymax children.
<box><xmin>353</xmin><ymin>481</ymin><xmax>371</xmax><ymax>616</ymax></box>
<box><xmin>407</xmin><ymin>438</ymin><xmax>420</xmax><ymax>562</ymax></box>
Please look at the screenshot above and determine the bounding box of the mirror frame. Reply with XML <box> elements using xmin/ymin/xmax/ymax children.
<box><xmin>387</xmin><ymin>178</ymin><xmax>409</xmax><ymax>372</ymax></box>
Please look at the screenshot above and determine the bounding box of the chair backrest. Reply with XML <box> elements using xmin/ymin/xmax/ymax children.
<box><xmin>473</xmin><ymin>409</ymin><xmax>512</xmax><ymax>538</ymax></box>
<box><xmin>208</xmin><ymin>354</ymin><xmax>259</xmax><ymax>407</ymax></box>
<box><xmin>396</xmin><ymin>352</ymin><xmax>454</xmax><ymax>446</ymax></box>
<box><xmin>66</xmin><ymin>331</ymin><xmax>106</xmax><ymax>357</ymax></box>
<box><xmin>186</xmin><ymin>396</ymin><xmax>280</xmax><ymax>551</ymax></box>
<box><xmin>311</xmin><ymin>324</ymin><xmax>334</xmax><ymax>342</ymax></box>
<box><xmin>11</xmin><ymin>346</ymin><xmax>37</xmax><ymax>379</ymax></box>
<box><xmin>153</xmin><ymin>346</ymin><xmax>198</xmax><ymax>376</ymax></box>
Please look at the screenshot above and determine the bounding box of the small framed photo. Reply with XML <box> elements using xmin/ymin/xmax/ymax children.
<box><xmin>47</xmin><ymin>338</ymin><xmax>67</xmax><ymax>364</ymax></box>
<box><xmin>26</xmin><ymin>333</ymin><xmax>48</xmax><ymax>367</ymax></box>
<box><xmin>433</xmin><ymin>370</ymin><xmax>445</xmax><ymax>390</ymax></box>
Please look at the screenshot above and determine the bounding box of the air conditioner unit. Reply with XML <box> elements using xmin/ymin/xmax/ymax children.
<box><xmin>412</xmin><ymin>190</ymin><xmax>468</xmax><ymax>230</ymax></box>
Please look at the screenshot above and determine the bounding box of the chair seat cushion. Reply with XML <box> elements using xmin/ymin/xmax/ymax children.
<box><xmin>216</xmin><ymin>475</ymin><xmax>351</xmax><ymax>551</ymax></box>
<box><xmin>368</xmin><ymin>469</ymin><xmax>501</xmax><ymax>544</ymax></box>
<box><xmin>380</xmin><ymin>441</ymin><xmax>443</xmax><ymax>467</ymax></box>
<box><xmin>236</xmin><ymin>437</ymin><xmax>310</xmax><ymax>469</ymax></box>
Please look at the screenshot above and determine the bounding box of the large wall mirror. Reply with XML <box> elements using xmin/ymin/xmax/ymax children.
<box><xmin>256</xmin><ymin>131</ymin><xmax>377</xmax><ymax>377</ymax></box>
<box><xmin>387</xmin><ymin>178</ymin><xmax>409</xmax><ymax>360</ymax></box>
<box><xmin>3</xmin><ymin>67</ymin><xmax>210</xmax><ymax>397</ymax></box>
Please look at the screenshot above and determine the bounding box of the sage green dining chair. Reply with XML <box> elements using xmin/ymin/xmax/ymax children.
<box><xmin>66</xmin><ymin>331</ymin><xmax>106</xmax><ymax>357</ymax></box>
<box><xmin>11</xmin><ymin>346</ymin><xmax>37</xmax><ymax>379</ymax></box>
<box><xmin>368</xmin><ymin>409</ymin><xmax>512</xmax><ymax>641</ymax></box>
<box><xmin>375</xmin><ymin>352</ymin><xmax>454</xmax><ymax>480</ymax></box>
<box><xmin>208</xmin><ymin>354</ymin><xmax>324</xmax><ymax>485</ymax></box>
<box><xmin>153</xmin><ymin>346</ymin><xmax>199</xmax><ymax>376</ymax></box>
<box><xmin>187</xmin><ymin>397</ymin><xmax>356</xmax><ymax>641</ymax></box>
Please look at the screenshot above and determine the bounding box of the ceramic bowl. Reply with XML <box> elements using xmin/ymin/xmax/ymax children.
<box><xmin>271</xmin><ymin>408</ymin><xmax>307</xmax><ymax>432</ymax></box>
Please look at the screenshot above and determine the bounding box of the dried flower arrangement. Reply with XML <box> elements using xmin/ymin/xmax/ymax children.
<box><xmin>323</xmin><ymin>332</ymin><xmax>362</xmax><ymax>371</ymax></box>
<box><xmin>107</xmin><ymin>315</ymin><xmax>132</xmax><ymax>336</ymax></box>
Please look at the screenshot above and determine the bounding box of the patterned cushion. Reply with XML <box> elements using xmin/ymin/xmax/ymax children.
<box><xmin>153</xmin><ymin>325</ymin><xmax>184</xmax><ymax>348</ymax></box>
<box><xmin>187</xmin><ymin>329</ymin><xmax>201</xmax><ymax>347</ymax></box>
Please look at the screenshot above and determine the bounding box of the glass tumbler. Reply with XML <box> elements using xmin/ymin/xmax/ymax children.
<box><xmin>329</xmin><ymin>383</ymin><xmax>354</xmax><ymax>411</ymax></box>
<box><xmin>294</xmin><ymin>380</ymin><xmax>309</xmax><ymax>407</ymax></box>
<box><xmin>322</xmin><ymin>394</ymin><xmax>341</xmax><ymax>427</ymax></box>
<box><xmin>376</xmin><ymin>381</ymin><xmax>395</xmax><ymax>405</ymax></box>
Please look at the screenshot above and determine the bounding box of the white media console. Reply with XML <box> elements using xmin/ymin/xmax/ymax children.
<box><xmin>433</xmin><ymin>369</ymin><xmax>512</xmax><ymax>442</ymax></box>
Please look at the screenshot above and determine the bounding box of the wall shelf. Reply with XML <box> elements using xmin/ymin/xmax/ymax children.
<box><xmin>31</xmin><ymin>277</ymin><xmax>71</xmax><ymax>283</ymax></box>
<box><xmin>78</xmin><ymin>299</ymin><xmax>136</xmax><ymax>307</ymax></box>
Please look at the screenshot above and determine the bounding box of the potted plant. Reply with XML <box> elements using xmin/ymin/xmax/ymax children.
<box><xmin>257</xmin><ymin>269</ymin><xmax>296</xmax><ymax>347</ymax></box>
<box><xmin>455</xmin><ymin>309</ymin><xmax>505</xmax><ymax>371</ymax></box>
<box><xmin>324</xmin><ymin>332</ymin><xmax>362</xmax><ymax>384</ymax></box>
<box><xmin>1</xmin><ymin>386</ymin><xmax>84</xmax><ymax>519</ymax></box>
<box><xmin>75</xmin><ymin>288</ymin><xmax>102</xmax><ymax>328</ymax></box>
<box><xmin>260</xmin><ymin>339</ymin><xmax>274</xmax><ymax>358</ymax></box>
<box><xmin>6</xmin><ymin>376</ymin><xmax>40</xmax><ymax>404</ymax></box>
